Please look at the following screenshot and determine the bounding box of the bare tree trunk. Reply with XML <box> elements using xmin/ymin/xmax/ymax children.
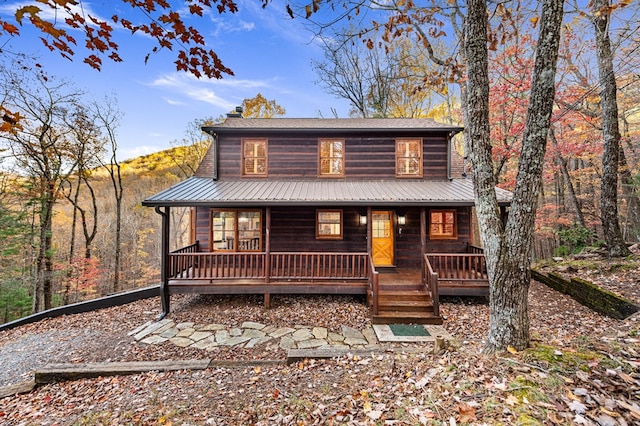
<box><xmin>466</xmin><ymin>0</ymin><xmax>564</xmax><ymax>353</ymax></box>
<box><xmin>593</xmin><ymin>0</ymin><xmax>630</xmax><ymax>257</ymax></box>
<box><xmin>619</xmin><ymin>141</ymin><xmax>640</xmax><ymax>241</ymax></box>
<box><xmin>550</xmin><ymin>127</ymin><xmax>586</xmax><ymax>228</ymax></box>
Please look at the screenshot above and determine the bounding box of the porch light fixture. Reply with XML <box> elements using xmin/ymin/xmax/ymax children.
<box><xmin>359</xmin><ymin>214</ymin><xmax>367</xmax><ymax>226</ymax></box>
<box><xmin>397</xmin><ymin>215</ymin><xmax>406</xmax><ymax>226</ymax></box>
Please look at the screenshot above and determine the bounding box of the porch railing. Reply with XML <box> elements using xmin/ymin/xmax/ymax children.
<box><xmin>167</xmin><ymin>250</ymin><xmax>370</xmax><ymax>282</ymax></box>
<box><xmin>426</xmin><ymin>253</ymin><xmax>488</xmax><ymax>281</ymax></box>
<box><xmin>423</xmin><ymin>255</ymin><xmax>440</xmax><ymax>317</ymax></box>
<box><xmin>170</xmin><ymin>252</ymin><xmax>267</xmax><ymax>279</ymax></box>
<box><xmin>269</xmin><ymin>252</ymin><xmax>369</xmax><ymax>280</ymax></box>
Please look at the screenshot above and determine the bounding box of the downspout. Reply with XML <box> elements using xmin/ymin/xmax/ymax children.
<box><xmin>212</xmin><ymin>132</ymin><xmax>219</xmax><ymax>180</ymax></box>
<box><xmin>155</xmin><ymin>206</ymin><xmax>170</xmax><ymax>320</ymax></box>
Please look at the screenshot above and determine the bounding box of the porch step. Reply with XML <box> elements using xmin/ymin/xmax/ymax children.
<box><xmin>373</xmin><ymin>289</ymin><xmax>441</xmax><ymax>325</ymax></box>
<box><xmin>377</xmin><ymin>299</ymin><xmax>433</xmax><ymax>312</ymax></box>
<box><xmin>372</xmin><ymin>311</ymin><xmax>443</xmax><ymax>325</ymax></box>
<box><xmin>378</xmin><ymin>290</ymin><xmax>431</xmax><ymax>302</ymax></box>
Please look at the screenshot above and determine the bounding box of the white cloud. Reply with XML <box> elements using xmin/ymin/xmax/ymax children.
<box><xmin>147</xmin><ymin>72</ymin><xmax>274</xmax><ymax>110</ymax></box>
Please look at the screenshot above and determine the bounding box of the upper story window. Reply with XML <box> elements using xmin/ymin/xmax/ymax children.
<box><xmin>242</xmin><ymin>139</ymin><xmax>267</xmax><ymax>176</ymax></box>
<box><xmin>396</xmin><ymin>139</ymin><xmax>423</xmax><ymax>177</ymax></box>
<box><xmin>319</xmin><ymin>139</ymin><xmax>344</xmax><ymax>177</ymax></box>
<box><xmin>429</xmin><ymin>210</ymin><xmax>457</xmax><ymax>239</ymax></box>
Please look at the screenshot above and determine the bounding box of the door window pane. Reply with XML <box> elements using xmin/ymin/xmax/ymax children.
<box><xmin>372</xmin><ymin>213</ymin><xmax>391</xmax><ymax>238</ymax></box>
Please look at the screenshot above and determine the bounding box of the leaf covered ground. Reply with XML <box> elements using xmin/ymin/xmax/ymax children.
<box><xmin>0</xmin><ymin>261</ymin><xmax>639</xmax><ymax>425</ymax></box>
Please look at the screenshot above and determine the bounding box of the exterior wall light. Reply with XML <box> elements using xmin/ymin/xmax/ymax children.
<box><xmin>397</xmin><ymin>215</ymin><xmax>406</xmax><ymax>226</ymax></box>
<box><xmin>359</xmin><ymin>215</ymin><xmax>367</xmax><ymax>226</ymax></box>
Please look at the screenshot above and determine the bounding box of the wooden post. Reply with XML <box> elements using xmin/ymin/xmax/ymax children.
<box><xmin>366</xmin><ymin>206</ymin><xmax>372</xmax><ymax>255</ymax></box>
<box><xmin>155</xmin><ymin>206</ymin><xmax>171</xmax><ymax>319</ymax></box>
<box><xmin>264</xmin><ymin>207</ymin><xmax>271</xmax><ymax>308</ymax></box>
<box><xmin>420</xmin><ymin>207</ymin><xmax>427</xmax><ymax>283</ymax></box>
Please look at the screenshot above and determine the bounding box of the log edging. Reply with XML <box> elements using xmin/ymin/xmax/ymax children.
<box><xmin>531</xmin><ymin>269</ymin><xmax>640</xmax><ymax>320</ymax></box>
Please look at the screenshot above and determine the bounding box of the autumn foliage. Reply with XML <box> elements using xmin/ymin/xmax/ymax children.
<box><xmin>2</xmin><ymin>0</ymin><xmax>239</xmax><ymax>78</ymax></box>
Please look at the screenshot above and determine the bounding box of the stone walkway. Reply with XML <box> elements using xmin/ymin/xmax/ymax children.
<box><xmin>129</xmin><ymin>319</ymin><xmax>452</xmax><ymax>352</ymax></box>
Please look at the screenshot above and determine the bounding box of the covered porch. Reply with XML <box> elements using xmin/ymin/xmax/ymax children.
<box><xmin>161</xmin><ymin>240</ymin><xmax>489</xmax><ymax>324</ymax></box>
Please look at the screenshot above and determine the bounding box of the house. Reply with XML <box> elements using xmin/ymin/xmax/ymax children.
<box><xmin>142</xmin><ymin>116</ymin><xmax>512</xmax><ymax>324</ymax></box>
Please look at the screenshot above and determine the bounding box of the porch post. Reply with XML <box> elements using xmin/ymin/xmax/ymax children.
<box><xmin>421</xmin><ymin>207</ymin><xmax>427</xmax><ymax>283</ymax></box>
<box><xmin>264</xmin><ymin>207</ymin><xmax>271</xmax><ymax>308</ymax></box>
<box><xmin>366</xmin><ymin>206</ymin><xmax>372</xmax><ymax>255</ymax></box>
<box><xmin>155</xmin><ymin>206</ymin><xmax>171</xmax><ymax>319</ymax></box>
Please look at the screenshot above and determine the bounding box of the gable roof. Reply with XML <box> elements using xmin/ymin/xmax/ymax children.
<box><xmin>203</xmin><ymin>117</ymin><xmax>463</xmax><ymax>134</ymax></box>
<box><xmin>142</xmin><ymin>177</ymin><xmax>512</xmax><ymax>207</ymax></box>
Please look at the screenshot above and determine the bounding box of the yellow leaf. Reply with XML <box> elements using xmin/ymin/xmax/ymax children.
<box><xmin>507</xmin><ymin>346</ymin><xmax>518</xmax><ymax>354</ymax></box>
<box><xmin>505</xmin><ymin>394</ymin><xmax>519</xmax><ymax>406</ymax></box>
<box><xmin>530</xmin><ymin>16</ymin><xmax>539</xmax><ymax>27</ymax></box>
<box><xmin>15</xmin><ymin>5</ymin><xmax>41</xmax><ymax>24</ymax></box>
<box><xmin>363</xmin><ymin>401</ymin><xmax>372</xmax><ymax>412</ymax></box>
<box><xmin>600</xmin><ymin>407</ymin><xmax>621</xmax><ymax>417</ymax></box>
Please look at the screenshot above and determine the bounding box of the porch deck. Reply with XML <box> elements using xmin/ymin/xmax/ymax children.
<box><xmin>161</xmin><ymin>244</ymin><xmax>489</xmax><ymax>322</ymax></box>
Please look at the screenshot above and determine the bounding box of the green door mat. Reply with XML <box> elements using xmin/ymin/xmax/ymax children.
<box><xmin>389</xmin><ymin>324</ymin><xmax>430</xmax><ymax>337</ymax></box>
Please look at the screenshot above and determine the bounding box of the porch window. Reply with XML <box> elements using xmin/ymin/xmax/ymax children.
<box><xmin>316</xmin><ymin>210</ymin><xmax>343</xmax><ymax>239</ymax></box>
<box><xmin>429</xmin><ymin>210</ymin><xmax>457</xmax><ymax>239</ymax></box>
<box><xmin>396</xmin><ymin>139</ymin><xmax>422</xmax><ymax>177</ymax></box>
<box><xmin>242</xmin><ymin>139</ymin><xmax>267</xmax><ymax>176</ymax></box>
<box><xmin>319</xmin><ymin>139</ymin><xmax>344</xmax><ymax>176</ymax></box>
<box><xmin>211</xmin><ymin>209</ymin><xmax>262</xmax><ymax>251</ymax></box>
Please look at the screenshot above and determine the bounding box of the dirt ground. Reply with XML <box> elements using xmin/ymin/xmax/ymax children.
<box><xmin>0</xmin><ymin>256</ymin><xmax>639</xmax><ymax>425</ymax></box>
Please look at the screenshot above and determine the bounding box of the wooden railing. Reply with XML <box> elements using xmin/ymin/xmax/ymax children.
<box><xmin>368</xmin><ymin>256</ymin><xmax>380</xmax><ymax>315</ymax></box>
<box><xmin>426</xmin><ymin>253</ymin><xmax>488</xmax><ymax>281</ymax></box>
<box><xmin>269</xmin><ymin>252</ymin><xmax>369</xmax><ymax>280</ymax></box>
<box><xmin>468</xmin><ymin>244</ymin><xmax>484</xmax><ymax>255</ymax></box>
<box><xmin>423</xmin><ymin>255</ymin><xmax>440</xmax><ymax>317</ymax></box>
<box><xmin>169</xmin><ymin>252</ymin><xmax>266</xmax><ymax>280</ymax></box>
<box><xmin>167</xmin><ymin>250</ymin><xmax>369</xmax><ymax>283</ymax></box>
<box><xmin>168</xmin><ymin>242</ymin><xmax>200</xmax><ymax>278</ymax></box>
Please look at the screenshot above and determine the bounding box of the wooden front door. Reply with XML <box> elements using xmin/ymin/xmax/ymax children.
<box><xmin>372</xmin><ymin>210</ymin><xmax>394</xmax><ymax>266</ymax></box>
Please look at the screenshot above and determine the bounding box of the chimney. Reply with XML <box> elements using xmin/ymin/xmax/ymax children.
<box><xmin>226</xmin><ymin>106</ymin><xmax>244</xmax><ymax>118</ymax></box>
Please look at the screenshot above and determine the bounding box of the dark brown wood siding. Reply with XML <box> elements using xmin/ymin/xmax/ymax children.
<box><xmin>269</xmin><ymin>207</ymin><xmax>367</xmax><ymax>252</ymax></box>
<box><xmin>212</xmin><ymin>132</ymin><xmax>450</xmax><ymax>180</ymax></box>
<box><xmin>193</xmin><ymin>206</ymin><xmax>472</xmax><ymax>268</ymax></box>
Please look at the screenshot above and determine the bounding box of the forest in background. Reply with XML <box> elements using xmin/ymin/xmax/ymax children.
<box><xmin>0</xmin><ymin>144</ymin><xmax>200</xmax><ymax>322</ymax></box>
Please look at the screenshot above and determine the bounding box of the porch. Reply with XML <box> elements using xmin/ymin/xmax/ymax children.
<box><xmin>161</xmin><ymin>243</ymin><xmax>489</xmax><ymax>323</ymax></box>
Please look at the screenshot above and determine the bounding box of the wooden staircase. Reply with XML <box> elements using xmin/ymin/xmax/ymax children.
<box><xmin>372</xmin><ymin>271</ymin><xmax>442</xmax><ymax>325</ymax></box>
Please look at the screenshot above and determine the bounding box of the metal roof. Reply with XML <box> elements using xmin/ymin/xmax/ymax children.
<box><xmin>203</xmin><ymin>117</ymin><xmax>464</xmax><ymax>134</ymax></box>
<box><xmin>142</xmin><ymin>177</ymin><xmax>512</xmax><ymax>207</ymax></box>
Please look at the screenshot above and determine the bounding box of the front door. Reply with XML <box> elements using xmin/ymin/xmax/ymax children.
<box><xmin>372</xmin><ymin>210</ymin><xmax>394</xmax><ymax>266</ymax></box>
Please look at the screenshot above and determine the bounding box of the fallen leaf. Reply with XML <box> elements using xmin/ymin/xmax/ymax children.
<box><xmin>505</xmin><ymin>394</ymin><xmax>519</xmax><ymax>406</ymax></box>
<box><xmin>457</xmin><ymin>403</ymin><xmax>476</xmax><ymax>423</ymax></box>
<box><xmin>569</xmin><ymin>400</ymin><xmax>587</xmax><ymax>414</ymax></box>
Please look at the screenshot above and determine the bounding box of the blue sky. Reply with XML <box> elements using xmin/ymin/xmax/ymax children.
<box><xmin>0</xmin><ymin>0</ymin><xmax>353</xmax><ymax>160</ymax></box>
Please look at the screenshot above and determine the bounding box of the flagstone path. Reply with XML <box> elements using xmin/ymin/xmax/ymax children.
<box><xmin>129</xmin><ymin>319</ymin><xmax>377</xmax><ymax>352</ymax></box>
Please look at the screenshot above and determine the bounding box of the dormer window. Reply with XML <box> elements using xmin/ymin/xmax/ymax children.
<box><xmin>319</xmin><ymin>139</ymin><xmax>344</xmax><ymax>177</ymax></box>
<box><xmin>242</xmin><ymin>139</ymin><xmax>267</xmax><ymax>176</ymax></box>
<box><xmin>396</xmin><ymin>139</ymin><xmax>423</xmax><ymax>177</ymax></box>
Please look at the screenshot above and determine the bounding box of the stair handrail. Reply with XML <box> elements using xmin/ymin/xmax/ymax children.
<box><xmin>423</xmin><ymin>254</ymin><xmax>440</xmax><ymax>317</ymax></box>
<box><xmin>368</xmin><ymin>256</ymin><xmax>379</xmax><ymax>315</ymax></box>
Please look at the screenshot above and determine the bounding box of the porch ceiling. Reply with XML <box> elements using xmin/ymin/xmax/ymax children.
<box><xmin>142</xmin><ymin>177</ymin><xmax>513</xmax><ymax>207</ymax></box>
